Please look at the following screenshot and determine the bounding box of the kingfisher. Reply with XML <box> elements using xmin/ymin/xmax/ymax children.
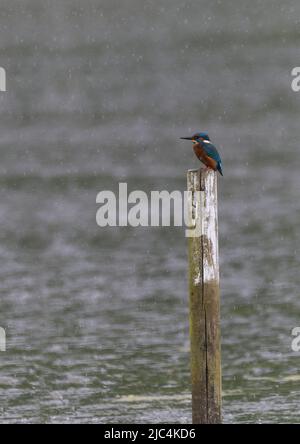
<box><xmin>181</xmin><ymin>132</ymin><xmax>223</xmax><ymax>176</ymax></box>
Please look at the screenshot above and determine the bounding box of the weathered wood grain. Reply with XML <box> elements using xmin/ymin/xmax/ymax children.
<box><xmin>187</xmin><ymin>168</ymin><xmax>222</xmax><ymax>424</ymax></box>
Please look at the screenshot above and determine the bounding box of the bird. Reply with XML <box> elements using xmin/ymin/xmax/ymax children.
<box><xmin>181</xmin><ymin>132</ymin><xmax>223</xmax><ymax>176</ymax></box>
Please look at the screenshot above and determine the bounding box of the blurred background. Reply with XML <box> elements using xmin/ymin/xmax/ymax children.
<box><xmin>0</xmin><ymin>0</ymin><xmax>300</xmax><ymax>423</ymax></box>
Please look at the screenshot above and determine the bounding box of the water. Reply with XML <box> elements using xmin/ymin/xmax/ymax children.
<box><xmin>0</xmin><ymin>0</ymin><xmax>300</xmax><ymax>423</ymax></box>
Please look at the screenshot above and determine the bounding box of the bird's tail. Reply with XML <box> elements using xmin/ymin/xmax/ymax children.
<box><xmin>217</xmin><ymin>162</ymin><xmax>223</xmax><ymax>176</ymax></box>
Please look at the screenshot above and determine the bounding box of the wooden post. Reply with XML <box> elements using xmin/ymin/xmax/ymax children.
<box><xmin>187</xmin><ymin>168</ymin><xmax>222</xmax><ymax>424</ymax></box>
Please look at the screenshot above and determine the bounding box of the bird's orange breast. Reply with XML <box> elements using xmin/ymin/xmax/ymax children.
<box><xmin>193</xmin><ymin>143</ymin><xmax>218</xmax><ymax>170</ymax></box>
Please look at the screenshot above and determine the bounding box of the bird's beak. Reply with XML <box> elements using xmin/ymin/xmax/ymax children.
<box><xmin>180</xmin><ymin>137</ymin><xmax>193</xmax><ymax>140</ymax></box>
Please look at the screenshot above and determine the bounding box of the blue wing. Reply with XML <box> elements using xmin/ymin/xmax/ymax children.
<box><xmin>202</xmin><ymin>142</ymin><xmax>222</xmax><ymax>164</ymax></box>
<box><xmin>202</xmin><ymin>141</ymin><xmax>223</xmax><ymax>175</ymax></box>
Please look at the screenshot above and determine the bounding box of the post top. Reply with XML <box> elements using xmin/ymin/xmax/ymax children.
<box><xmin>188</xmin><ymin>168</ymin><xmax>215</xmax><ymax>173</ymax></box>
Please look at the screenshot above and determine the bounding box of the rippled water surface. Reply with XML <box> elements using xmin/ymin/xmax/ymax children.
<box><xmin>0</xmin><ymin>0</ymin><xmax>300</xmax><ymax>423</ymax></box>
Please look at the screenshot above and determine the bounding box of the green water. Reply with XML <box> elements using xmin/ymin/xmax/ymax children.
<box><xmin>0</xmin><ymin>0</ymin><xmax>300</xmax><ymax>423</ymax></box>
